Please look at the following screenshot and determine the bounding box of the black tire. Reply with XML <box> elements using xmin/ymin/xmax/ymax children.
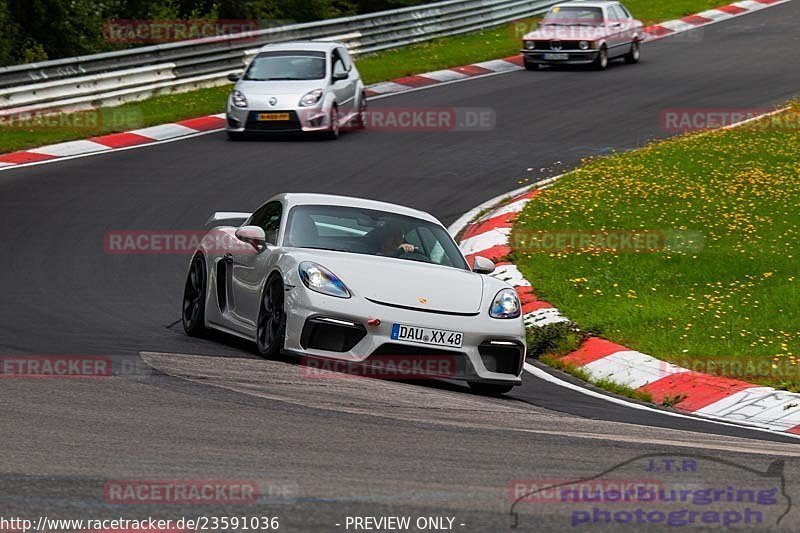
<box><xmin>227</xmin><ymin>131</ymin><xmax>246</xmax><ymax>141</ymax></box>
<box><xmin>325</xmin><ymin>106</ymin><xmax>340</xmax><ymax>140</ymax></box>
<box><xmin>468</xmin><ymin>382</ymin><xmax>515</xmax><ymax>396</ymax></box>
<box><xmin>594</xmin><ymin>45</ymin><xmax>609</xmax><ymax>70</ymax></box>
<box><xmin>355</xmin><ymin>94</ymin><xmax>367</xmax><ymax>130</ymax></box>
<box><xmin>625</xmin><ymin>40</ymin><xmax>640</xmax><ymax>64</ymax></box>
<box><xmin>182</xmin><ymin>254</ymin><xmax>207</xmax><ymax>336</ymax></box>
<box><xmin>256</xmin><ymin>275</ymin><xmax>286</xmax><ymax>357</ymax></box>
<box><xmin>524</xmin><ymin>60</ymin><xmax>540</xmax><ymax>71</ymax></box>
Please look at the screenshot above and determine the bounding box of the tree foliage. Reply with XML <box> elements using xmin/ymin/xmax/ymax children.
<box><xmin>0</xmin><ymin>0</ymin><xmax>433</xmax><ymax>66</ymax></box>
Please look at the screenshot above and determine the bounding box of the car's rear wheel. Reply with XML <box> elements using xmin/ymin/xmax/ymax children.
<box><xmin>468</xmin><ymin>382</ymin><xmax>515</xmax><ymax>396</ymax></box>
<box><xmin>182</xmin><ymin>254</ymin><xmax>207</xmax><ymax>336</ymax></box>
<box><xmin>594</xmin><ymin>45</ymin><xmax>608</xmax><ymax>70</ymax></box>
<box><xmin>625</xmin><ymin>41</ymin><xmax>640</xmax><ymax>64</ymax></box>
<box><xmin>256</xmin><ymin>275</ymin><xmax>286</xmax><ymax>357</ymax></box>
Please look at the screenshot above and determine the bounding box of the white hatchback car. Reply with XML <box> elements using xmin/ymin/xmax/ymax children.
<box><xmin>225</xmin><ymin>42</ymin><xmax>367</xmax><ymax>140</ymax></box>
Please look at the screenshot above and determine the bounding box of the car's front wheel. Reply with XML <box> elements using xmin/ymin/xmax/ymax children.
<box><xmin>256</xmin><ymin>275</ymin><xmax>286</xmax><ymax>357</ymax></box>
<box><xmin>468</xmin><ymin>382</ymin><xmax>515</xmax><ymax>396</ymax></box>
<box><xmin>325</xmin><ymin>106</ymin><xmax>340</xmax><ymax>140</ymax></box>
<box><xmin>625</xmin><ymin>41</ymin><xmax>640</xmax><ymax>64</ymax></box>
<box><xmin>594</xmin><ymin>45</ymin><xmax>609</xmax><ymax>70</ymax></box>
<box><xmin>355</xmin><ymin>94</ymin><xmax>367</xmax><ymax>129</ymax></box>
<box><xmin>524</xmin><ymin>59</ymin><xmax>540</xmax><ymax>71</ymax></box>
<box><xmin>182</xmin><ymin>254</ymin><xmax>207</xmax><ymax>336</ymax></box>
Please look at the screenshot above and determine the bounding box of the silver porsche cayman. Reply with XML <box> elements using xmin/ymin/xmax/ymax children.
<box><xmin>182</xmin><ymin>193</ymin><xmax>525</xmax><ymax>395</ymax></box>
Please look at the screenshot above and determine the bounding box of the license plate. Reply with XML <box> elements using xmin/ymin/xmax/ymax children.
<box><xmin>257</xmin><ymin>113</ymin><xmax>290</xmax><ymax>121</ymax></box>
<box><xmin>543</xmin><ymin>53</ymin><xmax>569</xmax><ymax>60</ymax></box>
<box><xmin>391</xmin><ymin>323</ymin><xmax>463</xmax><ymax>348</ymax></box>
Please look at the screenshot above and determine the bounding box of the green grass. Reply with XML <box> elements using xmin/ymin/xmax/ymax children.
<box><xmin>1</xmin><ymin>0</ymin><xmax>726</xmax><ymax>154</ymax></box>
<box><xmin>513</xmin><ymin>102</ymin><xmax>800</xmax><ymax>390</ymax></box>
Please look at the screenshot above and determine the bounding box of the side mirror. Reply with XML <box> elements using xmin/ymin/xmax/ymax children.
<box><xmin>472</xmin><ymin>256</ymin><xmax>495</xmax><ymax>275</ymax></box>
<box><xmin>227</xmin><ymin>72</ymin><xmax>242</xmax><ymax>82</ymax></box>
<box><xmin>333</xmin><ymin>70</ymin><xmax>348</xmax><ymax>81</ymax></box>
<box><xmin>235</xmin><ymin>225</ymin><xmax>267</xmax><ymax>251</ymax></box>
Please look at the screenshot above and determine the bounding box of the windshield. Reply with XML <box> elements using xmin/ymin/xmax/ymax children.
<box><xmin>542</xmin><ymin>6</ymin><xmax>604</xmax><ymax>26</ymax></box>
<box><xmin>244</xmin><ymin>51</ymin><xmax>326</xmax><ymax>81</ymax></box>
<box><xmin>284</xmin><ymin>205</ymin><xmax>469</xmax><ymax>270</ymax></box>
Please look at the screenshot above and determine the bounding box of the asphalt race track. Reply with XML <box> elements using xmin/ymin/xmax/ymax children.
<box><xmin>1</xmin><ymin>2</ymin><xmax>800</xmax><ymax>531</ymax></box>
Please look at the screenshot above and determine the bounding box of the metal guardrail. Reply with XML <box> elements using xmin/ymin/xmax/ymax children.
<box><xmin>0</xmin><ymin>0</ymin><xmax>556</xmax><ymax>116</ymax></box>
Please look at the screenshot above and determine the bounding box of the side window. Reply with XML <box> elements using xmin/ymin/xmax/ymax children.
<box><xmin>332</xmin><ymin>51</ymin><xmax>347</xmax><ymax>78</ymax></box>
<box><xmin>338</xmin><ymin>47</ymin><xmax>352</xmax><ymax>70</ymax></box>
<box><xmin>609</xmin><ymin>5</ymin><xmax>626</xmax><ymax>23</ymax></box>
<box><xmin>618</xmin><ymin>5</ymin><xmax>632</xmax><ymax>18</ymax></box>
<box><xmin>249</xmin><ymin>201</ymin><xmax>283</xmax><ymax>245</ymax></box>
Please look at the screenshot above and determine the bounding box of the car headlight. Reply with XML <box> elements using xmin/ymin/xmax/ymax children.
<box><xmin>231</xmin><ymin>90</ymin><xmax>248</xmax><ymax>108</ymax></box>
<box><xmin>299</xmin><ymin>261</ymin><xmax>350</xmax><ymax>298</ymax></box>
<box><xmin>489</xmin><ymin>288</ymin><xmax>521</xmax><ymax>319</ymax></box>
<box><xmin>524</xmin><ymin>40</ymin><xmax>536</xmax><ymax>50</ymax></box>
<box><xmin>299</xmin><ymin>89</ymin><xmax>324</xmax><ymax>107</ymax></box>
<box><xmin>579</xmin><ymin>41</ymin><xmax>590</xmax><ymax>50</ymax></box>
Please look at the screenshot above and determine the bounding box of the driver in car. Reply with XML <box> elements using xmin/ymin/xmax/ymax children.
<box><xmin>377</xmin><ymin>222</ymin><xmax>417</xmax><ymax>257</ymax></box>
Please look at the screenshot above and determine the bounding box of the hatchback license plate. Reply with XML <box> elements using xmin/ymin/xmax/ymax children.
<box><xmin>391</xmin><ymin>323</ymin><xmax>463</xmax><ymax>348</ymax></box>
<box><xmin>257</xmin><ymin>113</ymin><xmax>290</xmax><ymax>121</ymax></box>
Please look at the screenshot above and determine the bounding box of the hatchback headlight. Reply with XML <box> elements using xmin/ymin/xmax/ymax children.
<box><xmin>579</xmin><ymin>41</ymin><xmax>590</xmax><ymax>50</ymax></box>
<box><xmin>231</xmin><ymin>90</ymin><xmax>248</xmax><ymax>108</ymax></box>
<box><xmin>299</xmin><ymin>89</ymin><xmax>324</xmax><ymax>107</ymax></box>
<box><xmin>489</xmin><ymin>288</ymin><xmax>521</xmax><ymax>319</ymax></box>
<box><xmin>299</xmin><ymin>261</ymin><xmax>350</xmax><ymax>298</ymax></box>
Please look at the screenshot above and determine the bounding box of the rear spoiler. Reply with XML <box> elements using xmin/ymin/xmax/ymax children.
<box><xmin>205</xmin><ymin>211</ymin><xmax>252</xmax><ymax>227</ymax></box>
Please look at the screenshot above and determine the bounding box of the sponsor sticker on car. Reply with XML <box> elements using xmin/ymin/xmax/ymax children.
<box><xmin>391</xmin><ymin>323</ymin><xmax>463</xmax><ymax>348</ymax></box>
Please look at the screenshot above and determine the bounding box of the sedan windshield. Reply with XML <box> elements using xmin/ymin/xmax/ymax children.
<box><xmin>244</xmin><ymin>51</ymin><xmax>326</xmax><ymax>81</ymax></box>
<box><xmin>284</xmin><ymin>205</ymin><xmax>469</xmax><ymax>270</ymax></box>
<box><xmin>542</xmin><ymin>6</ymin><xmax>604</xmax><ymax>26</ymax></box>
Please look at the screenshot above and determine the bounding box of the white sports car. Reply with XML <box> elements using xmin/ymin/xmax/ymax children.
<box><xmin>182</xmin><ymin>193</ymin><xmax>526</xmax><ymax>394</ymax></box>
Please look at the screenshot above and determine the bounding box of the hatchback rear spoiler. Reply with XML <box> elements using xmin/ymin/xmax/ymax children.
<box><xmin>205</xmin><ymin>211</ymin><xmax>252</xmax><ymax>227</ymax></box>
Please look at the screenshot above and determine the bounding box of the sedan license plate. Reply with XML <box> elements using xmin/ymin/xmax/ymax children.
<box><xmin>543</xmin><ymin>53</ymin><xmax>569</xmax><ymax>60</ymax></box>
<box><xmin>391</xmin><ymin>323</ymin><xmax>463</xmax><ymax>348</ymax></box>
<box><xmin>257</xmin><ymin>113</ymin><xmax>290</xmax><ymax>121</ymax></box>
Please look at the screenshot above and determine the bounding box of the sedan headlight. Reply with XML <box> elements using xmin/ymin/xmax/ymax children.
<box><xmin>231</xmin><ymin>90</ymin><xmax>248</xmax><ymax>108</ymax></box>
<box><xmin>489</xmin><ymin>288</ymin><xmax>521</xmax><ymax>319</ymax></box>
<box><xmin>524</xmin><ymin>40</ymin><xmax>536</xmax><ymax>50</ymax></box>
<box><xmin>299</xmin><ymin>261</ymin><xmax>350</xmax><ymax>298</ymax></box>
<box><xmin>299</xmin><ymin>89</ymin><xmax>324</xmax><ymax>107</ymax></box>
<box><xmin>579</xmin><ymin>41</ymin><xmax>590</xmax><ymax>50</ymax></box>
